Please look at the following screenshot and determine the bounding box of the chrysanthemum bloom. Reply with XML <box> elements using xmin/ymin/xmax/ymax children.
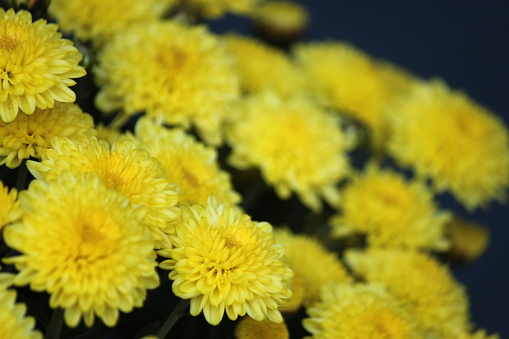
<box><xmin>0</xmin><ymin>9</ymin><xmax>86</xmax><ymax>122</ymax></box>
<box><xmin>27</xmin><ymin>136</ymin><xmax>180</xmax><ymax>248</ymax></box>
<box><xmin>3</xmin><ymin>171</ymin><xmax>160</xmax><ymax>328</ymax></box>
<box><xmin>177</xmin><ymin>0</ymin><xmax>264</xmax><ymax>19</ymax></box>
<box><xmin>234</xmin><ymin>317</ymin><xmax>289</xmax><ymax>339</ymax></box>
<box><xmin>345</xmin><ymin>248</ymin><xmax>470</xmax><ymax>336</ymax></box>
<box><xmin>223</xmin><ymin>34</ymin><xmax>306</xmax><ymax>98</ymax></box>
<box><xmin>227</xmin><ymin>93</ymin><xmax>350</xmax><ymax>212</ymax></box>
<box><xmin>273</xmin><ymin>228</ymin><xmax>352</xmax><ymax>308</ymax></box>
<box><xmin>253</xmin><ymin>1</ymin><xmax>309</xmax><ymax>35</ymax></box>
<box><xmin>95</xmin><ymin>21</ymin><xmax>239</xmax><ymax>144</ymax></box>
<box><xmin>293</xmin><ymin>41</ymin><xmax>402</xmax><ymax>150</ymax></box>
<box><xmin>136</xmin><ymin>117</ymin><xmax>240</xmax><ymax>206</ymax></box>
<box><xmin>388</xmin><ymin>80</ymin><xmax>509</xmax><ymax>210</ymax></box>
<box><xmin>158</xmin><ymin>196</ymin><xmax>293</xmax><ymax>325</ymax></box>
<box><xmin>302</xmin><ymin>283</ymin><xmax>425</xmax><ymax>339</ymax></box>
<box><xmin>49</xmin><ymin>0</ymin><xmax>171</xmax><ymax>46</ymax></box>
<box><xmin>330</xmin><ymin>166</ymin><xmax>450</xmax><ymax>251</ymax></box>
<box><xmin>0</xmin><ymin>182</ymin><xmax>21</xmax><ymax>230</ymax></box>
<box><xmin>0</xmin><ymin>288</ymin><xmax>42</xmax><ymax>339</ymax></box>
<box><xmin>0</xmin><ymin>102</ymin><xmax>95</xmax><ymax>168</ymax></box>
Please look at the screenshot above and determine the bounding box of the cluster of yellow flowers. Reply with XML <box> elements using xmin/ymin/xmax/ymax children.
<box><xmin>0</xmin><ymin>1</ymin><xmax>506</xmax><ymax>338</ymax></box>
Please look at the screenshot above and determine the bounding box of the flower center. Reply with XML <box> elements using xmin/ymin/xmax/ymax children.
<box><xmin>224</xmin><ymin>235</ymin><xmax>242</xmax><ymax>249</ymax></box>
<box><xmin>0</xmin><ymin>35</ymin><xmax>20</xmax><ymax>51</ymax></box>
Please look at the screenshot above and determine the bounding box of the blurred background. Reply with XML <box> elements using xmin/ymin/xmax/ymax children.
<box><xmin>212</xmin><ymin>1</ymin><xmax>509</xmax><ymax>337</ymax></box>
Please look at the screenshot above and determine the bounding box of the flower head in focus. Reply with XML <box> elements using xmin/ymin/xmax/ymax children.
<box><xmin>158</xmin><ymin>196</ymin><xmax>293</xmax><ymax>325</ymax></box>
<box><xmin>95</xmin><ymin>21</ymin><xmax>239</xmax><ymax>144</ymax></box>
<box><xmin>0</xmin><ymin>102</ymin><xmax>95</xmax><ymax>168</ymax></box>
<box><xmin>303</xmin><ymin>283</ymin><xmax>425</xmax><ymax>339</ymax></box>
<box><xmin>345</xmin><ymin>248</ymin><xmax>470</xmax><ymax>336</ymax></box>
<box><xmin>49</xmin><ymin>0</ymin><xmax>171</xmax><ymax>46</ymax></box>
<box><xmin>136</xmin><ymin>117</ymin><xmax>240</xmax><ymax>206</ymax></box>
<box><xmin>27</xmin><ymin>136</ymin><xmax>180</xmax><ymax>248</ymax></box>
<box><xmin>330</xmin><ymin>165</ymin><xmax>451</xmax><ymax>251</ymax></box>
<box><xmin>4</xmin><ymin>171</ymin><xmax>160</xmax><ymax>328</ymax></box>
<box><xmin>388</xmin><ymin>79</ymin><xmax>509</xmax><ymax>210</ymax></box>
<box><xmin>0</xmin><ymin>9</ymin><xmax>86</xmax><ymax>122</ymax></box>
<box><xmin>0</xmin><ymin>287</ymin><xmax>42</xmax><ymax>339</ymax></box>
<box><xmin>273</xmin><ymin>228</ymin><xmax>352</xmax><ymax>308</ymax></box>
<box><xmin>0</xmin><ymin>182</ymin><xmax>21</xmax><ymax>230</ymax></box>
<box><xmin>227</xmin><ymin>93</ymin><xmax>350</xmax><ymax>212</ymax></box>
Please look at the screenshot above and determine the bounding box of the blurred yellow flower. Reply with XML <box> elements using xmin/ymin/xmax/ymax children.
<box><xmin>4</xmin><ymin>172</ymin><xmax>160</xmax><ymax>328</ymax></box>
<box><xmin>345</xmin><ymin>248</ymin><xmax>470</xmax><ymax>336</ymax></box>
<box><xmin>227</xmin><ymin>93</ymin><xmax>350</xmax><ymax>212</ymax></box>
<box><xmin>95</xmin><ymin>21</ymin><xmax>239</xmax><ymax>144</ymax></box>
<box><xmin>0</xmin><ymin>9</ymin><xmax>86</xmax><ymax>122</ymax></box>
<box><xmin>294</xmin><ymin>41</ymin><xmax>401</xmax><ymax>150</ymax></box>
<box><xmin>0</xmin><ymin>288</ymin><xmax>42</xmax><ymax>339</ymax></box>
<box><xmin>0</xmin><ymin>102</ymin><xmax>95</xmax><ymax>168</ymax></box>
<box><xmin>158</xmin><ymin>196</ymin><xmax>293</xmax><ymax>325</ymax></box>
<box><xmin>0</xmin><ymin>182</ymin><xmax>21</xmax><ymax>230</ymax></box>
<box><xmin>223</xmin><ymin>34</ymin><xmax>306</xmax><ymax>98</ymax></box>
<box><xmin>234</xmin><ymin>317</ymin><xmax>289</xmax><ymax>339</ymax></box>
<box><xmin>388</xmin><ymin>79</ymin><xmax>509</xmax><ymax>210</ymax></box>
<box><xmin>253</xmin><ymin>1</ymin><xmax>309</xmax><ymax>34</ymax></box>
<box><xmin>303</xmin><ymin>283</ymin><xmax>425</xmax><ymax>339</ymax></box>
<box><xmin>136</xmin><ymin>117</ymin><xmax>240</xmax><ymax>206</ymax></box>
<box><xmin>27</xmin><ymin>136</ymin><xmax>180</xmax><ymax>248</ymax></box>
<box><xmin>178</xmin><ymin>0</ymin><xmax>263</xmax><ymax>19</ymax></box>
<box><xmin>49</xmin><ymin>0</ymin><xmax>170</xmax><ymax>46</ymax></box>
<box><xmin>273</xmin><ymin>228</ymin><xmax>352</xmax><ymax>308</ymax></box>
<box><xmin>330</xmin><ymin>166</ymin><xmax>450</xmax><ymax>251</ymax></box>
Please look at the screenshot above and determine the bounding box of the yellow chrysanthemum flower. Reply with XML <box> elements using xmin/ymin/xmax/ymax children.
<box><xmin>177</xmin><ymin>0</ymin><xmax>263</xmax><ymax>19</ymax></box>
<box><xmin>274</xmin><ymin>228</ymin><xmax>352</xmax><ymax>308</ymax></box>
<box><xmin>4</xmin><ymin>171</ymin><xmax>160</xmax><ymax>328</ymax></box>
<box><xmin>345</xmin><ymin>248</ymin><xmax>470</xmax><ymax>336</ymax></box>
<box><xmin>27</xmin><ymin>136</ymin><xmax>180</xmax><ymax>249</ymax></box>
<box><xmin>294</xmin><ymin>41</ymin><xmax>400</xmax><ymax>149</ymax></box>
<box><xmin>253</xmin><ymin>1</ymin><xmax>309</xmax><ymax>34</ymax></box>
<box><xmin>0</xmin><ymin>102</ymin><xmax>95</xmax><ymax>168</ymax></box>
<box><xmin>0</xmin><ymin>181</ymin><xmax>21</xmax><ymax>230</ymax></box>
<box><xmin>330</xmin><ymin>166</ymin><xmax>451</xmax><ymax>251</ymax></box>
<box><xmin>0</xmin><ymin>288</ymin><xmax>42</xmax><ymax>339</ymax></box>
<box><xmin>48</xmin><ymin>0</ymin><xmax>170</xmax><ymax>46</ymax></box>
<box><xmin>227</xmin><ymin>93</ymin><xmax>350</xmax><ymax>212</ymax></box>
<box><xmin>302</xmin><ymin>283</ymin><xmax>425</xmax><ymax>339</ymax></box>
<box><xmin>95</xmin><ymin>21</ymin><xmax>239</xmax><ymax>144</ymax></box>
<box><xmin>223</xmin><ymin>34</ymin><xmax>306</xmax><ymax>98</ymax></box>
<box><xmin>0</xmin><ymin>9</ymin><xmax>86</xmax><ymax>122</ymax></box>
<box><xmin>158</xmin><ymin>196</ymin><xmax>293</xmax><ymax>326</ymax></box>
<box><xmin>234</xmin><ymin>317</ymin><xmax>289</xmax><ymax>339</ymax></box>
<box><xmin>388</xmin><ymin>79</ymin><xmax>509</xmax><ymax>210</ymax></box>
<box><xmin>136</xmin><ymin>117</ymin><xmax>240</xmax><ymax>206</ymax></box>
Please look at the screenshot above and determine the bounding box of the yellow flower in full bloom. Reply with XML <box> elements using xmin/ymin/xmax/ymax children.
<box><xmin>330</xmin><ymin>166</ymin><xmax>451</xmax><ymax>251</ymax></box>
<box><xmin>0</xmin><ymin>9</ymin><xmax>86</xmax><ymax>122</ymax></box>
<box><xmin>294</xmin><ymin>41</ymin><xmax>401</xmax><ymax>150</ymax></box>
<box><xmin>158</xmin><ymin>196</ymin><xmax>293</xmax><ymax>325</ymax></box>
<box><xmin>303</xmin><ymin>283</ymin><xmax>425</xmax><ymax>339</ymax></box>
<box><xmin>345</xmin><ymin>248</ymin><xmax>470</xmax><ymax>336</ymax></box>
<box><xmin>227</xmin><ymin>93</ymin><xmax>350</xmax><ymax>212</ymax></box>
<box><xmin>4</xmin><ymin>171</ymin><xmax>160</xmax><ymax>328</ymax></box>
<box><xmin>234</xmin><ymin>317</ymin><xmax>289</xmax><ymax>339</ymax></box>
<box><xmin>95</xmin><ymin>21</ymin><xmax>239</xmax><ymax>144</ymax></box>
<box><xmin>0</xmin><ymin>288</ymin><xmax>42</xmax><ymax>339</ymax></box>
<box><xmin>0</xmin><ymin>102</ymin><xmax>95</xmax><ymax>168</ymax></box>
<box><xmin>49</xmin><ymin>0</ymin><xmax>171</xmax><ymax>46</ymax></box>
<box><xmin>136</xmin><ymin>117</ymin><xmax>240</xmax><ymax>206</ymax></box>
<box><xmin>0</xmin><ymin>182</ymin><xmax>21</xmax><ymax>230</ymax></box>
<box><xmin>388</xmin><ymin>79</ymin><xmax>509</xmax><ymax>210</ymax></box>
<box><xmin>273</xmin><ymin>228</ymin><xmax>352</xmax><ymax>308</ymax></box>
<box><xmin>223</xmin><ymin>34</ymin><xmax>306</xmax><ymax>98</ymax></box>
<box><xmin>27</xmin><ymin>136</ymin><xmax>180</xmax><ymax>249</ymax></box>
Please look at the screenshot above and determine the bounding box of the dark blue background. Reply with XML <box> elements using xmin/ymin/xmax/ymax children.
<box><xmin>213</xmin><ymin>2</ymin><xmax>509</xmax><ymax>336</ymax></box>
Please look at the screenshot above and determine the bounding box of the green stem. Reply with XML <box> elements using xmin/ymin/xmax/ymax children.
<box><xmin>46</xmin><ymin>308</ymin><xmax>64</xmax><ymax>339</ymax></box>
<box><xmin>156</xmin><ymin>299</ymin><xmax>190</xmax><ymax>339</ymax></box>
